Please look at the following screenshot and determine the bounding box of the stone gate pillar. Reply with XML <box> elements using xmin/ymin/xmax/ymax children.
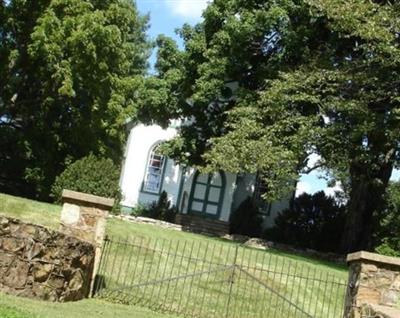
<box><xmin>60</xmin><ymin>189</ymin><xmax>114</xmax><ymax>295</ymax></box>
<box><xmin>345</xmin><ymin>251</ymin><xmax>400</xmax><ymax>318</ymax></box>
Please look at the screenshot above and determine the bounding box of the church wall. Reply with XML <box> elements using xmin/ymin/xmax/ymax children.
<box><xmin>119</xmin><ymin>123</ymin><xmax>177</xmax><ymax>210</ymax></box>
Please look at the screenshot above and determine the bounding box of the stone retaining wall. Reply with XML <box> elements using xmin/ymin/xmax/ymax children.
<box><xmin>0</xmin><ymin>216</ymin><xmax>95</xmax><ymax>301</ymax></box>
<box><xmin>345</xmin><ymin>251</ymin><xmax>400</xmax><ymax>318</ymax></box>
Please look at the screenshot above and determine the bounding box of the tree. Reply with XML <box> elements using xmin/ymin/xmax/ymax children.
<box><xmin>1</xmin><ymin>0</ymin><xmax>52</xmax><ymax>198</ymax></box>
<box><xmin>147</xmin><ymin>0</ymin><xmax>400</xmax><ymax>253</ymax></box>
<box><xmin>0</xmin><ymin>0</ymin><xmax>150</xmax><ymax>200</ymax></box>
<box><xmin>265</xmin><ymin>192</ymin><xmax>346</xmax><ymax>253</ymax></box>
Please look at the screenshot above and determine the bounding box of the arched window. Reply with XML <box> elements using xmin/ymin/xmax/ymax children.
<box><xmin>142</xmin><ymin>143</ymin><xmax>166</xmax><ymax>193</ymax></box>
<box><xmin>189</xmin><ymin>171</ymin><xmax>226</xmax><ymax>219</ymax></box>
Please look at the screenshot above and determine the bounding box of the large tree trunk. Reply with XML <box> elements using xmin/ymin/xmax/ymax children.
<box><xmin>340</xmin><ymin>160</ymin><xmax>393</xmax><ymax>254</ymax></box>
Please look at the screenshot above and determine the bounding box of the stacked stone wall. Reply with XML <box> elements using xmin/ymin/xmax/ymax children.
<box><xmin>345</xmin><ymin>251</ymin><xmax>400</xmax><ymax>318</ymax></box>
<box><xmin>348</xmin><ymin>262</ymin><xmax>400</xmax><ymax>309</ymax></box>
<box><xmin>0</xmin><ymin>216</ymin><xmax>95</xmax><ymax>301</ymax></box>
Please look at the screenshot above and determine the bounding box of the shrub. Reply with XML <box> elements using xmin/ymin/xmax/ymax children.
<box><xmin>229</xmin><ymin>197</ymin><xmax>263</xmax><ymax>237</ymax></box>
<box><xmin>264</xmin><ymin>191</ymin><xmax>346</xmax><ymax>253</ymax></box>
<box><xmin>133</xmin><ymin>191</ymin><xmax>177</xmax><ymax>223</ymax></box>
<box><xmin>375</xmin><ymin>240</ymin><xmax>400</xmax><ymax>257</ymax></box>
<box><xmin>130</xmin><ymin>204</ymin><xmax>149</xmax><ymax>217</ymax></box>
<box><xmin>51</xmin><ymin>154</ymin><xmax>121</xmax><ymax>212</ymax></box>
<box><xmin>374</xmin><ymin>181</ymin><xmax>400</xmax><ymax>256</ymax></box>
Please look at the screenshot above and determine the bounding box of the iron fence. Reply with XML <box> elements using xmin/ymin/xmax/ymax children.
<box><xmin>93</xmin><ymin>236</ymin><xmax>347</xmax><ymax>318</ymax></box>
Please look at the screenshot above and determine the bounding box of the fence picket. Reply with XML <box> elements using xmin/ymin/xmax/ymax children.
<box><xmin>94</xmin><ymin>236</ymin><xmax>347</xmax><ymax>318</ymax></box>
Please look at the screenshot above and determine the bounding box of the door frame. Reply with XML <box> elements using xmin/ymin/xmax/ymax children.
<box><xmin>188</xmin><ymin>171</ymin><xmax>226</xmax><ymax>219</ymax></box>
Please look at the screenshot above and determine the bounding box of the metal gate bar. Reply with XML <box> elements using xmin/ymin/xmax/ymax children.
<box><xmin>94</xmin><ymin>236</ymin><xmax>348</xmax><ymax>318</ymax></box>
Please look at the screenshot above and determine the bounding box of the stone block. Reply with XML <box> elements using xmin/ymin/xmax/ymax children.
<box><xmin>357</xmin><ymin>287</ymin><xmax>381</xmax><ymax>305</ymax></box>
<box><xmin>362</xmin><ymin>263</ymin><xmax>378</xmax><ymax>273</ymax></box>
<box><xmin>0</xmin><ymin>253</ymin><xmax>14</xmax><ymax>268</ymax></box>
<box><xmin>0</xmin><ymin>237</ymin><xmax>25</xmax><ymax>253</ymax></box>
<box><xmin>41</xmin><ymin>246</ymin><xmax>61</xmax><ymax>262</ymax></box>
<box><xmin>390</xmin><ymin>275</ymin><xmax>400</xmax><ymax>291</ymax></box>
<box><xmin>14</xmin><ymin>223</ymin><xmax>38</xmax><ymax>239</ymax></box>
<box><xmin>61</xmin><ymin>190</ymin><xmax>114</xmax><ymax>210</ymax></box>
<box><xmin>374</xmin><ymin>274</ymin><xmax>393</xmax><ymax>288</ymax></box>
<box><xmin>61</xmin><ymin>203</ymin><xmax>81</xmax><ymax>226</ymax></box>
<box><xmin>381</xmin><ymin>290</ymin><xmax>399</xmax><ymax>307</ymax></box>
<box><xmin>69</xmin><ymin>270</ymin><xmax>84</xmax><ymax>291</ymax></box>
<box><xmin>47</xmin><ymin>273</ymin><xmax>66</xmax><ymax>290</ymax></box>
<box><xmin>4</xmin><ymin>261</ymin><xmax>30</xmax><ymax>289</ymax></box>
<box><xmin>33</xmin><ymin>264</ymin><xmax>53</xmax><ymax>283</ymax></box>
<box><xmin>26</xmin><ymin>242</ymin><xmax>43</xmax><ymax>260</ymax></box>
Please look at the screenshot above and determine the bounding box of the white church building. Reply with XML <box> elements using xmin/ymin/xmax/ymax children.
<box><xmin>119</xmin><ymin>121</ymin><xmax>291</xmax><ymax>234</ymax></box>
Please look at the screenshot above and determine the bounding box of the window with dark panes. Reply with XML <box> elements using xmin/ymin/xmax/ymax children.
<box><xmin>143</xmin><ymin>144</ymin><xmax>166</xmax><ymax>193</ymax></box>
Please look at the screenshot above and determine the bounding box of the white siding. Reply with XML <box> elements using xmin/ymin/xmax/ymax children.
<box><xmin>120</xmin><ymin>123</ymin><xmax>180</xmax><ymax>208</ymax></box>
<box><xmin>161</xmin><ymin>158</ymin><xmax>181</xmax><ymax>205</ymax></box>
<box><xmin>262</xmin><ymin>197</ymin><xmax>292</xmax><ymax>229</ymax></box>
<box><xmin>178</xmin><ymin>167</ymin><xmax>197</xmax><ymax>214</ymax></box>
<box><xmin>220</xmin><ymin>172</ymin><xmax>237</xmax><ymax>222</ymax></box>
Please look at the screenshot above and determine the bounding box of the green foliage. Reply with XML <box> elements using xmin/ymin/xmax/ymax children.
<box><xmin>0</xmin><ymin>0</ymin><xmax>150</xmax><ymax>200</ymax></box>
<box><xmin>130</xmin><ymin>203</ymin><xmax>149</xmax><ymax>217</ymax></box>
<box><xmin>134</xmin><ymin>191</ymin><xmax>177</xmax><ymax>223</ymax></box>
<box><xmin>374</xmin><ymin>182</ymin><xmax>400</xmax><ymax>257</ymax></box>
<box><xmin>138</xmin><ymin>35</ymin><xmax>184</xmax><ymax>127</ymax></box>
<box><xmin>229</xmin><ymin>197</ymin><xmax>262</xmax><ymax>237</ymax></box>
<box><xmin>265</xmin><ymin>192</ymin><xmax>346</xmax><ymax>253</ymax></box>
<box><xmin>375</xmin><ymin>241</ymin><xmax>400</xmax><ymax>258</ymax></box>
<box><xmin>147</xmin><ymin>0</ymin><xmax>400</xmax><ymax>252</ymax></box>
<box><xmin>51</xmin><ymin>154</ymin><xmax>121</xmax><ymax>211</ymax></box>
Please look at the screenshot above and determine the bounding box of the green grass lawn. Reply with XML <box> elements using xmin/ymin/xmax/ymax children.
<box><xmin>96</xmin><ymin>233</ymin><xmax>348</xmax><ymax>318</ymax></box>
<box><xmin>0</xmin><ymin>193</ymin><xmax>345</xmax><ymax>269</ymax></box>
<box><xmin>0</xmin><ymin>303</ymin><xmax>32</xmax><ymax>318</ymax></box>
<box><xmin>0</xmin><ymin>193</ymin><xmax>348</xmax><ymax>318</ymax></box>
<box><xmin>0</xmin><ymin>292</ymin><xmax>178</xmax><ymax>318</ymax></box>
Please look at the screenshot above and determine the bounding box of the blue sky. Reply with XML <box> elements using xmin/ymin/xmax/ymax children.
<box><xmin>137</xmin><ymin>0</ymin><xmax>207</xmax><ymax>67</ymax></box>
<box><xmin>136</xmin><ymin>0</ymin><xmax>400</xmax><ymax>196</ymax></box>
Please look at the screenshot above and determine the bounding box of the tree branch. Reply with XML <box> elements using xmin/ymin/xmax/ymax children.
<box><xmin>301</xmin><ymin>163</ymin><xmax>325</xmax><ymax>174</ymax></box>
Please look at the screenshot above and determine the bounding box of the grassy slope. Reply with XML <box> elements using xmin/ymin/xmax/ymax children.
<box><xmin>0</xmin><ymin>193</ymin><xmax>61</xmax><ymax>230</ymax></box>
<box><xmin>0</xmin><ymin>193</ymin><xmax>346</xmax><ymax>271</ymax></box>
<box><xmin>0</xmin><ymin>193</ymin><xmax>348</xmax><ymax>318</ymax></box>
<box><xmin>0</xmin><ymin>293</ymin><xmax>177</xmax><ymax>318</ymax></box>
<box><xmin>0</xmin><ymin>303</ymin><xmax>32</xmax><ymax>318</ymax></box>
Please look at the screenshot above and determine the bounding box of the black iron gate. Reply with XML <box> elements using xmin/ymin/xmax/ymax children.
<box><xmin>93</xmin><ymin>236</ymin><xmax>347</xmax><ymax>318</ymax></box>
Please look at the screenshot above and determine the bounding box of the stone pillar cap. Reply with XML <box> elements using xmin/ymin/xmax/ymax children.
<box><xmin>347</xmin><ymin>251</ymin><xmax>400</xmax><ymax>267</ymax></box>
<box><xmin>62</xmin><ymin>189</ymin><xmax>114</xmax><ymax>210</ymax></box>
